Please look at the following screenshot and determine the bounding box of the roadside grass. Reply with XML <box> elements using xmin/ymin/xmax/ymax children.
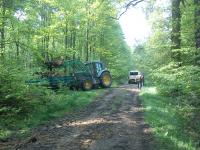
<box><xmin>140</xmin><ymin>87</ymin><xmax>197</xmax><ymax>150</ymax></box>
<box><xmin>0</xmin><ymin>88</ymin><xmax>103</xmax><ymax>140</ymax></box>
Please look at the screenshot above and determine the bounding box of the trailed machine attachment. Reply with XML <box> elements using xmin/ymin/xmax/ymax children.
<box><xmin>28</xmin><ymin>59</ymin><xmax>112</xmax><ymax>90</ymax></box>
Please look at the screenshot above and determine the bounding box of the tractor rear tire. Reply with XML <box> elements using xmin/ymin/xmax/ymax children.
<box><xmin>69</xmin><ymin>85</ymin><xmax>75</xmax><ymax>90</ymax></box>
<box><xmin>82</xmin><ymin>80</ymin><xmax>93</xmax><ymax>91</ymax></box>
<box><xmin>100</xmin><ymin>72</ymin><xmax>112</xmax><ymax>88</ymax></box>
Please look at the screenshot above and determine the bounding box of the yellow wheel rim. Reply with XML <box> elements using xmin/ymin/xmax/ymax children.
<box><xmin>103</xmin><ymin>74</ymin><xmax>111</xmax><ymax>86</ymax></box>
<box><xmin>84</xmin><ymin>80</ymin><xmax>92</xmax><ymax>90</ymax></box>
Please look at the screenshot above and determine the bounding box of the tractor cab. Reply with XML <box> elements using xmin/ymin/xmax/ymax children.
<box><xmin>85</xmin><ymin>61</ymin><xmax>106</xmax><ymax>78</ymax></box>
<box><xmin>84</xmin><ymin>61</ymin><xmax>112</xmax><ymax>89</ymax></box>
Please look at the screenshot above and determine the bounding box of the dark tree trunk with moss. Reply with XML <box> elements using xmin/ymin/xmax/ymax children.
<box><xmin>194</xmin><ymin>0</ymin><xmax>200</xmax><ymax>48</ymax></box>
<box><xmin>194</xmin><ymin>0</ymin><xmax>200</xmax><ymax>65</ymax></box>
<box><xmin>171</xmin><ymin>0</ymin><xmax>181</xmax><ymax>62</ymax></box>
<box><xmin>0</xmin><ymin>0</ymin><xmax>6</xmax><ymax>57</ymax></box>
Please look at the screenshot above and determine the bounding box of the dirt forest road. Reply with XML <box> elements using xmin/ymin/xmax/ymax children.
<box><xmin>3</xmin><ymin>84</ymin><xmax>154</xmax><ymax>150</ymax></box>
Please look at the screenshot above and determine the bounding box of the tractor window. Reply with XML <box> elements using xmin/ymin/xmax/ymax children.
<box><xmin>96</xmin><ymin>63</ymin><xmax>103</xmax><ymax>74</ymax></box>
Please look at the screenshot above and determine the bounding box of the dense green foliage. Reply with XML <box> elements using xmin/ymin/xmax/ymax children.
<box><xmin>134</xmin><ymin>0</ymin><xmax>200</xmax><ymax>149</ymax></box>
<box><xmin>0</xmin><ymin>0</ymin><xmax>133</xmax><ymax>139</ymax></box>
<box><xmin>1</xmin><ymin>0</ymin><xmax>200</xmax><ymax>148</ymax></box>
<box><xmin>141</xmin><ymin>87</ymin><xmax>197</xmax><ymax>150</ymax></box>
<box><xmin>0</xmin><ymin>88</ymin><xmax>102</xmax><ymax>139</ymax></box>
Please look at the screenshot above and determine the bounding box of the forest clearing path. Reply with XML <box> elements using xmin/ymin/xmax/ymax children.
<box><xmin>3</xmin><ymin>84</ymin><xmax>154</xmax><ymax>150</ymax></box>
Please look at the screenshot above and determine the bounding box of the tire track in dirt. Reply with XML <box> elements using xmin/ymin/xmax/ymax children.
<box><xmin>2</xmin><ymin>84</ymin><xmax>154</xmax><ymax>150</ymax></box>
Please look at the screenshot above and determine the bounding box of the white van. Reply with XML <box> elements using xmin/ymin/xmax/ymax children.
<box><xmin>128</xmin><ymin>71</ymin><xmax>144</xmax><ymax>84</ymax></box>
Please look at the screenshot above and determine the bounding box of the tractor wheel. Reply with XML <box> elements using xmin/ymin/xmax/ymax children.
<box><xmin>82</xmin><ymin>80</ymin><xmax>93</xmax><ymax>91</ymax></box>
<box><xmin>100</xmin><ymin>72</ymin><xmax>112</xmax><ymax>88</ymax></box>
<box><xmin>69</xmin><ymin>85</ymin><xmax>74</xmax><ymax>90</ymax></box>
<box><xmin>75</xmin><ymin>85</ymin><xmax>80</xmax><ymax>90</ymax></box>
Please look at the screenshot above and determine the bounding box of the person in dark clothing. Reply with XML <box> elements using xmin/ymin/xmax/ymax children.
<box><xmin>137</xmin><ymin>80</ymin><xmax>142</xmax><ymax>89</ymax></box>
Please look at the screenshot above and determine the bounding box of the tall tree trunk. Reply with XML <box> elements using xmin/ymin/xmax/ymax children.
<box><xmin>16</xmin><ymin>40</ymin><xmax>19</xmax><ymax>57</ymax></box>
<box><xmin>100</xmin><ymin>32</ymin><xmax>104</xmax><ymax>61</ymax></box>
<box><xmin>40</xmin><ymin>3</ymin><xmax>51</xmax><ymax>62</ymax></box>
<box><xmin>194</xmin><ymin>0</ymin><xmax>200</xmax><ymax>65</ymax></box>
<box><xmin>70</xmin><ymin>30</ymin><xmax>73</xmax><ymax>48</ymax></box>
<box><xmin>45</xmin><ymin>35</ymin><xmax>50</xmax><ymax>60</ymax></box>
<box><xmin>171</xmin><ymin>0</ymin><xmax>181</xmax><ymax>62</ymax></box>
<box><xmin>65</xmin><ymin>21</ymin><xmax>68</xmax><ymax>51</ymax></box>
<box><xmin>11</xmin><ymin>19</ymin><xmax>20</xmax><ymax>57</ymax></box>
<box><xmin>194</xmin><ymin>0</ymin><xmax>200</xmax><ymax>48</ymax></box>
<box><xmin>73</xmin><ymin>30</ymin><xmax>76</xmax><ymax>60</ymax></box>
<box><xmin>0</xmin><ymin>0</ymin><xmax>6</xmax><ymax>58</ymax></box>
<box><xmin>93</xmin><ymin>38</ymin><xmax>96</xmax><ymax>60</ymax></box>
<box><xmin>85</xmin><ymin>0</ymin><xmax>91</xmax><ymax>61</ymax></box>
<box><xmin>86</xmin><ymin>26</ymin><xmax>89</xmax><ymax>61</ymax></box>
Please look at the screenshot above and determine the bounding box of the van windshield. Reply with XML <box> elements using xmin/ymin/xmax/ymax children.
<box><xmin>130</xmin><ymin>72</ymin><xmax>138</xmax><ymax>75</ymax></box>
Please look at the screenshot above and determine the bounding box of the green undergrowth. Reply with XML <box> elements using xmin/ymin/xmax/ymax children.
<box><xmin>140</xmin><ymin>86</ymin><xmax>199</xmax><ymax>150</ymax></box>
<box><xmin>0</xmin><ymin>87</ymin><xmax>103</xmax><ymax>140</ymax></box>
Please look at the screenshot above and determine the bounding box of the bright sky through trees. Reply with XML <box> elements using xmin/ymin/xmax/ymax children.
<box><xmin>119</xmin><ymin>5</ymin><xmax>150</xmax><ymax>47</ymax></box>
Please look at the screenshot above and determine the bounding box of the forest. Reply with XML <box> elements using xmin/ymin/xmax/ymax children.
<box><xmin>0</xmin><ymin>0</ymin><xmax>200</xmax><ymax>149</ymax></box>
<box><xmin>134</xmin><ymin>0</ymin><xmax>200</xmax><ymax>149</ymax></box>
<box><xmin>0</xmin><ymin>0</ymin><xmax>133</xmax><ymax>141</ymax></box>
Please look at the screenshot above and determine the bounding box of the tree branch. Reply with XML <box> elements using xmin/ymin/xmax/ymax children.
<box><xmin>117</xmin><ymin>0</ymin><xmax>145</xmax><ymax>19</ymax></box>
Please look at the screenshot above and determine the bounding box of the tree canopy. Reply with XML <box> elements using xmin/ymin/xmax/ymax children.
<box><xmin>1</xmin><ymin>0</ymin><xmax>200</xmax><ymax>149</ymax></box>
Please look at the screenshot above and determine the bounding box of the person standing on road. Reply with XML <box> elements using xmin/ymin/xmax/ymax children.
<box><xmin>137</xmin><ymin>80</ymin><xmax>142</xmax><ymax>89</ymax></box>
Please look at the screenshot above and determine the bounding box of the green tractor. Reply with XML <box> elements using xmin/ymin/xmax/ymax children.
<box><xmin>29</xmin><ymin>60</ymin><xmax>112</xmax><ymax>90</ymax></box>
<box><xmin>83</xmin><ymin>61</ymin><xmax>112</xmax><ymax>90</ymax></box>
